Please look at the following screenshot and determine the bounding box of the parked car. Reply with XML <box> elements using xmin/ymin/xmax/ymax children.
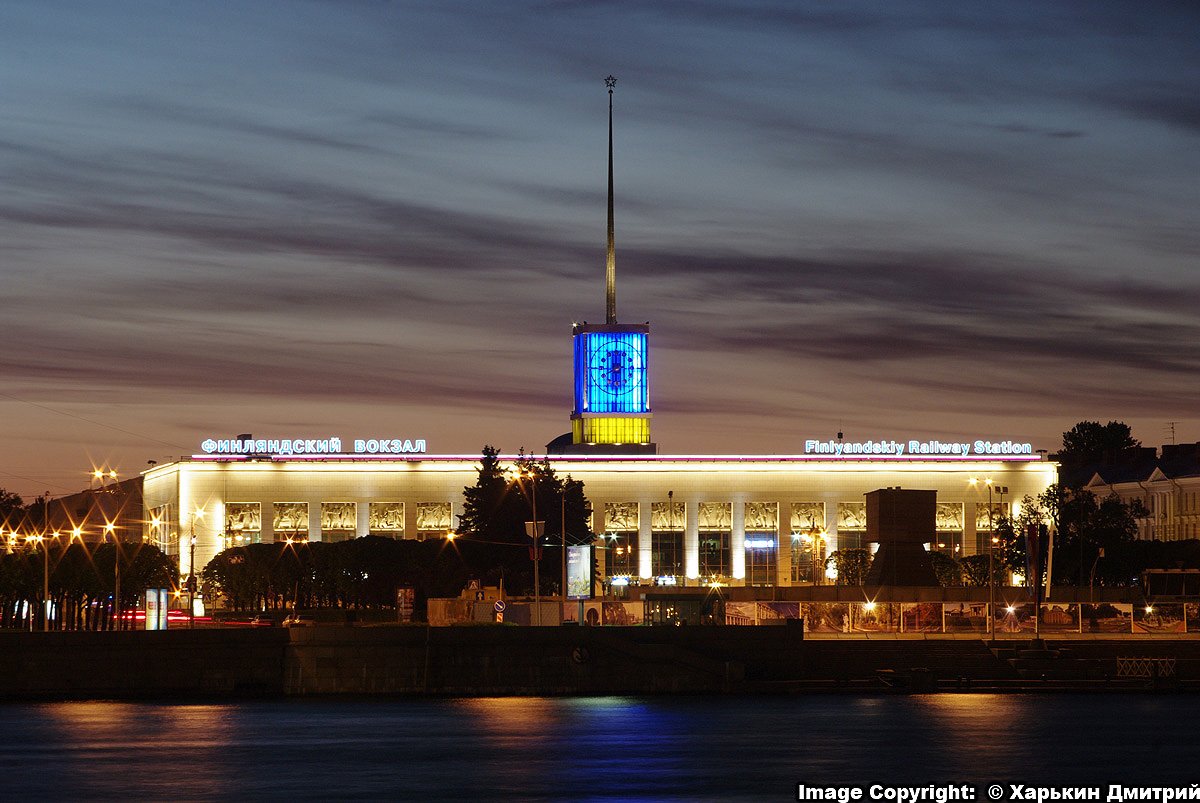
<box><xmin>283</xmin><ymin>613</ymin><xmax>316</xmax><ymax>627</ymax></box>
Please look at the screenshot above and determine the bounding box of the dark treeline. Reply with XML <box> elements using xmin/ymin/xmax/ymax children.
<box><xmin>203</xmin><ymin>536</ymin><xmax>495</xmax><ymax>613</ymax></box>
<box><xmin>0</xmin><ymin>542</ymin><xmax>175</xmax><ymax>630</ymax></box>
<box><xmin>202</xmin><ymin>534</ymin><xmax>586</xmax><ymax>614</ymax></box>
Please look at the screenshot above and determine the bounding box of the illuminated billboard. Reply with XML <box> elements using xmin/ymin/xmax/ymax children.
<box><xmin>566</xmin><ymin>545</ymin><xmax>593</xmax><ymax>600</ymax></box>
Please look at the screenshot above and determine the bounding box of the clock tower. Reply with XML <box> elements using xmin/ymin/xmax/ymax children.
<box><xmin>560</xmin><ymin>77</ymin><xmax>656</xmax><ymax>454</ymax></box>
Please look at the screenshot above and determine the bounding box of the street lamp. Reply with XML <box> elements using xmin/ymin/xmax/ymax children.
<box><xmin>561</xmin><ymin>485</ymin><xmax>568</xmax><ymax>606</ymax></box>
<box><xmin>189</xmin><ymin>508</ymin><xmax>205</xmax><ymax>629</ymax></box>
<box><xmin>512</xmin><ymin>468</ymin><xmax>545</xmax><ymax>626</ymax></box>
<box><xmin>28</xmin><ymin>532</ymin><xmax>51</xmax><ymax>632</ymax></box>
<box><xmin>1089</xmin><ymin>547</ymin><xmax>1105</xmax><ymax>604</ymax></box>
<box><xmin>799</xmin><ymin>528</ymin><xmax>826</xmax><ymax>585</ymax></box>
<box><xmin>105</xmin><ymin>521</ymin><xmax>121</xmax><ymax>630</ymax></box>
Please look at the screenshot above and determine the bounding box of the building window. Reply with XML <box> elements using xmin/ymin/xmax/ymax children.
<box><xmin>369</xmin><ymin>502</ymin><xmax>404</xmax><ymax>537</ymax></box>
<box><xmin>790</xmin><ymin>502</ymin><xmax>826</xmax><ymax>584</ymax></box>
<box><xmin>698</xmin><ymin>502</ymin><xmax>731</xmax><ymax>581</ymax></box>
<box><xmin>149</xmin><ymin>504</ymin><xmax>173</xmax><ymax>552</ymax></box>
<box><xmin>836</xmin><ymin>502</ymin><xmax>866</xmax><ymax>551</ymax></box>
<box><xmin>273</xmin><ymin>503</ymin><xmax>308</xmax><ymax>542</ymax></box>
<box><xmin>650</xmin><ymin>500</ymin><xmax>684</xmax><ymax>581</ymax></box>
<box><xmin>224</xmin><ymin>502</ymin><xmax>261</xmax><ymax>548</ymax></box>
<box><xmin>321</xmin><ymin>502</ymin><xmax>357</xmax><ymax>543</ymax></box>
<box><xmin>607</xmin><ymin>532</ymin><xmax>638</xmax><ymax>577</ymax></box>
<box><xmin>935</xmin><ymin>502</ymin><xmax>964</xmax><ymax>557</ymax></box>
<box><xmin>604</xmin><ymin>502</ymin><xmax>639</xmax><ymax>579</ymax></box>
<box><xmin>744</xmin><ymin>502</ymin><xmax>778</xmax><ymax>587</ymax></box>
<box><xmin>975</xmin><ymin>502</ymin><xmax>1003</xmax><ymax>554</ymax></box>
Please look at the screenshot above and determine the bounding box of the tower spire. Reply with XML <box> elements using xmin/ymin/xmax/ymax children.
<box><xmin>605</xmin><ymin>75</ymin><xmax>617</xmax><ymax>324</ymax></box>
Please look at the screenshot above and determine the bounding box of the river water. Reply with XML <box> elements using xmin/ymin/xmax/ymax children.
<box><xmin>0</xmin><ymin>695</ymin><xmax>1195</xmax><ymax>800</ymax></box>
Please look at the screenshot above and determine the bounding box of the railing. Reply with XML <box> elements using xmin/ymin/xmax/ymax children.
<box><xmin>1115</xmin><ymin>656</ymin><xmax>1176</xmax><ymax>678</ymax></box>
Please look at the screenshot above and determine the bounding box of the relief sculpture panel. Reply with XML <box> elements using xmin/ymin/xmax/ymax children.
<box><xmin>936</xmin><ymin>502</ymin><xmax>963</xmax><ymax>531</ymax></box>
<box><xmin>416</xmin><ymin>502</ymin><xmax>453</xmax><ymax>532</ymax></box>
<box><xmin>975</xmin><ymin>502</ymin><xmax>1005</xmax><ymax>531</ymax></box>
<box><xmin>369</xmin><ymin>503</ymin><xmax>404</xmax><ymax>534</ymax></box>
<box><xmin>650</xmin><ymin>501</ymin><xmax>685</xmax><ymax>530</ymax></box>
<box><xmin>790</xmin><ymin>502</ymin><xmax>825</xmax><ymax>533</ymax></box>
<box><xmin>744</xmin><ymin>502</ymin><xmax>778</xmax><ymax>531</ymax></box>
<box><xmin>273</xmin><ymin>502</ymin><xmax>308</xmax><ymax>535</ymax></box>
<box><xmin>698</xmin><ymin>502</ymin><xmax>732</xmax><ymax>531</ymax></box>
<box><xmin>837</xmin><ymin>502</ymin><xmax>867</xmax><ymax>530</ymax></box>
<box><xmin>321</xmin><ymin>502</ymin><xmax>357</xmax><ymax>532</ymax></box>
<box><xmin>604</xmin><ymin>502</ymin><xmax>639</xmax><ymax>532</ymax></box>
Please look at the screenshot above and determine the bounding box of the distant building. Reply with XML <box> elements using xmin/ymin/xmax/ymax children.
<box><xmin>41</xmin><ymin>477</ymin><xmax>144</xmax><ymax>544</ymax></box>
<box><xmin>1084</xmin><ymin>443</ymin><xmax>1200</xmax><ymax>541</ymax></box>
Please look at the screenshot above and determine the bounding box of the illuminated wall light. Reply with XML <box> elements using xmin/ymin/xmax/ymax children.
<box><xmin>610</xmin><ymin>576</ymin><xmax>630</xmax><ymax>587</ymax></box>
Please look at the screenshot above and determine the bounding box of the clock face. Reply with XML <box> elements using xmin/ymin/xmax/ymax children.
<box><xmin>589</xmin><ymin>347</ymin><xmax>642</xmax><ymax>396</ymax></box>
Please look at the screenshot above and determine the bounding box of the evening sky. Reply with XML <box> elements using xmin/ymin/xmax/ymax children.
<box><xmin>1</xmin><ymin>1</ymin><xmax>1198</xmax><ymax>497</ymax></box>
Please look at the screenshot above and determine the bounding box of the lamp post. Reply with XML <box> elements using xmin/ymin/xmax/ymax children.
<box><xmin>805</xmin><ymin>529</ymin><xmax>826</xmax><ymax>586</ymax></box>
<box><xmin>512</xmin><ymin>468</ymin><xmax>543</xmax><ymax>625</ymax></box>
<box><xmin>189</xmin><ymin>508</ymin><xmax>204</xmax><ymax>629</ymax></box>
<box><xmin>667</xmin><ymin>490</ymin><xmax>675</xmax><ymax>584</ymax></box>
<box><xmin>1089</xmin><ymin>547</ymin><xmax>1105</xmax><ymax>604</ymax></box>
<box><xmin>527</xmin><ymin>471</ymin><xmax>540</xmax><ymax>625</ymax></box>
<box><xmin>105</xmin><ymin>522</ymin><xmax>121</xmax><ymax>631</ymax></box>
<box><xmin>29</xmin><ymin>532</ymin><xmax>50</xmax><ymax>632</ymax></box>
<box><xmin>561</xmin><ymin>485</ymin><xmax>567</xmax><ymax>606</ymax></box>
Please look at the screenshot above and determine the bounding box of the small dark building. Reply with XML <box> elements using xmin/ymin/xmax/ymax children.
<box><xmin>864</xmin><ymin>488</ymin><xmax>940</xmax><ymax>587</ymax></box>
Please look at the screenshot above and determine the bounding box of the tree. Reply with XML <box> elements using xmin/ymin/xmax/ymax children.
<box><xmin>959</xmin><ymin>554</ymin><xmax>1003</xmax><ymax>587</ymax></box>
<box><xmin>457</xmin><ymin>446</ymin><xmax>594</xmax><ymax>595</ymax></box>
<box><xmin>0</xmin><ymin>488</ymin><xmax>24</xmax><ymax>530</ymax></box>
<box><xmin>1058</xmin><ymin>421</ymin><xmax>1139</xmax><ymax>469</ymax></box>
<box><xmin>825</xmin><ymin>548</ymin><xmax>871</xmax><ymax>585</ymax></box>
<box><xmin>929</xmin><ymin>551</ymin><xmax>962</xmax><ymax>586</ymax></box>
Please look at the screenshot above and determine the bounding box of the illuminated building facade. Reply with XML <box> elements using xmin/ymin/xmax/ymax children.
<box><xmin>143</xmin><ymin>452</ymin><xmax>1055</xmax><ymax>588</ymax></box>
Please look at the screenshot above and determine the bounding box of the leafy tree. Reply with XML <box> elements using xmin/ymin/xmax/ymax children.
<box><xmin>929</xmin><ymin>551</ymin><xmax>962</xmax><ymax>586</ymax></box>
<box><xmin>457</xmin><ymin>446</ymin><xmax>593</xmax><ymax>595</ymax></box>
<box><xmin>0</xmin><ymin>488</ymin><xmax>25</xmax><ymax>530</ymax></box>
<box><xmin>959</xmin><ymin>554</ymin><xmax>1004</xmax><ymax>587</ymax></box>
<box><xmin>1058</xmin><ymin>421</ymin><xmax>1139</xmax><ymax>469</ymax></box>
<box><xmin>0</xmin><ymin>540</ymin><xmax>173</xmax><ymax>630</ymax></box>
<box><xmin>825</xmin><ymin>548</ymin><xmax>872</xmax><ymax>585</ymax></box>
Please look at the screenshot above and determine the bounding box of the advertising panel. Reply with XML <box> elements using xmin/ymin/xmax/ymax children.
<box><xmin>566</xmin><ymin>545</ymin><xmax>592</xmax><ymax>600</ymax></box>
<box><xmin>144</xmin><ymin>588</ymin><xmax>168</xmax><ymax>631</ymax></box>
<box><xmin>396</xmin><ymin>586</ymin><xmax>415</xmax><ymax>623</ymax></box>
<box><xmin>944</xmin><ymin>602</ymin><xmax>989</xmax><ymax>633</ymax></box>
<box><xmin>1081</xmin><ymin>603</ymin><xmax>1133</xmax><ymax>633</ymax></box>
<box><xmin>1134</xmin><ymin>603</ymin><xmax>1185</xmax><ymax>634</ymax></box>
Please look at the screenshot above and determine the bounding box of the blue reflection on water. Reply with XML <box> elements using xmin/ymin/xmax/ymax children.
<box><xmin>0</xmin><ymin>695</ymin><xmax>1195</xmax><ymax>800</ymax></box>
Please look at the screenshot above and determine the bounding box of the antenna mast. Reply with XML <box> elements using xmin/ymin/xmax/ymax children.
<box><xmin>605</xmin><ymin>75</ymin><xmax>617</xmax><ymax>324</ymax></box>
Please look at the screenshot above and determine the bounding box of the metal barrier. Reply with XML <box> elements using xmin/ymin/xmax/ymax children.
<box><xmin>1116</xmin><ymin>656</ymin><xmax>1176</xmax><ymax>678</ymax></box>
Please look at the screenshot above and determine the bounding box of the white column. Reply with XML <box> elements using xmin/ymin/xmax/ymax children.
<box><xmin>825</xmin><ymin>497</ymin><xmax>839</xmax><ymax>555</ymax></box>
<box><xmin>732</xmin><ymin>501</ymin><xmax>745</xmax><ymax>580</ymax></box>
<box><xmin>963</xmin><ymin>501</ymin><xmax>977</xmax><ymax>557</ymax></box>
<box><xmin>357</xmin><ymin>501</ymin><xmax>370</xmax><ymax>538</ymax></box>
<box><xmin>638</xmin><ymin>503</ymin><xmax>652</xmax><ymax>579</ymax></box>
<box><xmin>685</xmin><ymin>501</ymin><xmax>699</xmax><ymax>580</ymax></box>
<box><xmin>777</xmin><ymin>500</ymin><xmax>792</xmax><ymax>586</ymax></box>
<box><xmin>308</xmin><ymin>501</ymin><xmax>320</xmax><ymax>542</ymax></box>
<box><xmin>262</xmin><ymin>501</ymin><xmax>275</xmax><ymax>543</ymax></box>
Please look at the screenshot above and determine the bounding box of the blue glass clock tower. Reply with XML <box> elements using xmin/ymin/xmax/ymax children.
<box><xmin>559</xmin><ymin>77</ymin><xmax>656</xmax><ymax>454</ymax></box>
